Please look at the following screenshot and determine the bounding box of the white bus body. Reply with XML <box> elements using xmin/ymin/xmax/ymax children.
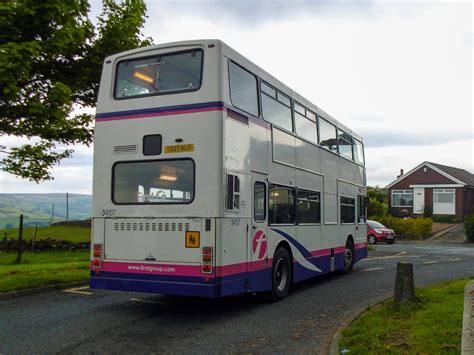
<box><xmin>90</xmin><ymin>39</ymin><xmax>367</xmax><ymax>298</ymax></box>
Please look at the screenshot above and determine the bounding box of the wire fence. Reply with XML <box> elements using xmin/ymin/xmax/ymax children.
<box><xmin>0</xmin><ymin>217</ymin><xmax>90</xmax><ymax>230</ymax></box>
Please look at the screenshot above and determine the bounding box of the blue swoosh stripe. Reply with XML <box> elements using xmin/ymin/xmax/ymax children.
<box><xmin>270</xmin><ymin>228</ymin><xmax>313</xmax><ymax>259</ymax></box>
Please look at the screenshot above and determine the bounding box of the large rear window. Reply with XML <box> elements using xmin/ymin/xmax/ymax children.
<box><xmin>114</xmin><ymin>49</ymin><xmax>203</xmax><ymax>99</ymax></box>
<box><xmin>113</xmin><ymin>159</ymin><xmax>194</xmax><ymax>204</ymax></box>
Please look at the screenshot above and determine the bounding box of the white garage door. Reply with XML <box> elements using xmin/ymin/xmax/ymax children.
<box><xmin>433</xmin><ymin>189</ymin><xmax>455</xmax><ymax>215</ymax></box>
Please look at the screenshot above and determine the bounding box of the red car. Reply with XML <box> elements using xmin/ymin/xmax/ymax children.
<box><xmin>367</xmin><ymin>220</ymin><xmax>396</xmax><ymax>245</ymax></box>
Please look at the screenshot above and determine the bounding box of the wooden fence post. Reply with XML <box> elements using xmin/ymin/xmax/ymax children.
<box><xmin>15</xmin><ymin>214</ymin><xmax>24</xmax><ymax>263</ymax></box>
<box><xmin>32</xmin><ymin>223</ymin><xmax>38</xmax><ymax>251</ymax></box>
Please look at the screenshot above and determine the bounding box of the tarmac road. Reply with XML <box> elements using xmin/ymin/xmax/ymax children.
<box><xmin>1</xmin><ymin>240</ymin><xmax>473</xmax><ymax>354</ymax></box>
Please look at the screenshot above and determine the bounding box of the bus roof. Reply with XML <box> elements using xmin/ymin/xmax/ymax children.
<box><xmin>104</xmin><ymin>39</ymin><xmax>363</xmax><ymax>143</ymax></box>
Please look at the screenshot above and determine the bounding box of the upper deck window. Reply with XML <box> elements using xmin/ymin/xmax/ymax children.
<box><xmin>261</xmin><ymin>82</ymin><xmax>292</xmax><ymax>132</ymax></box>
<box><xmin>319</xmin><ymin>117</ymin><xmax>338</xmax><ymax>153</ymax></box>
<box><xmin>115</xmin><ymin>49</ymin><xmax>203</xmax><ymax>99</ymax></box>
<box><xmin>294</xmin><ymin>101</ymin><xmax>318</xmax><ymax>144</ymax></box>
<box><xmin>353</xmin><ymin>139</ymin><xmax>365</xmax><ymax>166</ymax></box>
<box><xmin>228</xmin><ymin>61</ymin><xmax>259</xmax><ymax>116</ymax></box>
<box><xmin>337</xmin><ymin>129</ymin><xmax>353</xmax><ymax>160</ymax></box>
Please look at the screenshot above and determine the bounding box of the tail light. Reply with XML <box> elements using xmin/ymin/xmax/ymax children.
<box><xmin>202</xmin><ymin>247</ymin><xmax>213</xmax><ymax>273</ymax></box>
<box><xmin>92</xmin><ymin>243</ymin><xmax>103</xmax><ymax>268</ymax></box>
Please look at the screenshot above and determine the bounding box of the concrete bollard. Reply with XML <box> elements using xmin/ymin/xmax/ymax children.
<box><xmin>394</xmin><ymin>262</ymin><xmax>416</xmax><ymax>306</ymax></box>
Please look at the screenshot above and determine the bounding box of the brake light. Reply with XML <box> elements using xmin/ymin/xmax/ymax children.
<box><xmin>92</xmin><ymin>259</ymin><xmax>102</xmax><ymax>268</ymax></box>
<box><xmin>202</xmin><ymin>247</ymin><xmax>213</xmax><ymax>273</ymax></box>
<box><xmin>92</xmin><ymin>243</ymin><xmax>103</xmax><ymax>268</ymax></box>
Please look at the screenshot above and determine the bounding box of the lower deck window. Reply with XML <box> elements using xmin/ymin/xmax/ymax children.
<box><xmin>357</xmin><ymin>195</ymin><xmax>367</xmax><ymax>223</ymax></box>
<box><xmin>340</xmin><ymin>196</ymin><xmax>355</xmax><ymax>224</ymax></box>
<box><xmin>269</xmin><ymin>185</ymin><xmax>295</xmax><ymax>224</ymax></box>
<box><xmin>113</xmin><ymin>159</ymin><xmax>194</xmax><ymax>204</ymax></box>
<box><xmin>297</xmin><ymin>190</ymin><xmax>320</xmax><ymax>224</ymax></box>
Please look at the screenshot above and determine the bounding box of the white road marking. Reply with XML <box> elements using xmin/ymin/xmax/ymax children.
<box><xmin>364</xmin><ymin>267</ymin><xmax>384</xmax><ymax>272</ymax></box>
<box><xmin>423</xmin><ymin>261</ymin><xmax>439</xmax><ymax>265</ymax></box>
<box><xmin>130</xmin><ymin>298</ymin><xmax>165</xmax><ymax>304</ymax></box>
<box><xmin>414</xmin><ymin>246</ymin><xmax>474</xmax><ymax>254</ymax></box>
<box><xmin>63</xmin><ymin>286</ymin><xmax>93</xmax><ymax>295</ymax></box>
<box><xmin>444</xmin><ymin>258</ymin><xmax>461</xmax><ymax>262</ymax></box>
<box><xmin>362</xmin><ymin>252</ymin><xmax>407</xmax><ymax>261</ymax></box>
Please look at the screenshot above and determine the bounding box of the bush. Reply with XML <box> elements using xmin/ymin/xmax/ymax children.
<box><xmin>432</xmin><ymin>215</ymin><xmax>460</xmax><ymax>223</ymax></box>
<box><xmin>370</xmin><ymin>215</ymin><xmax>433</xmax><ymax>239</ymax></box>
<box><xmin>368</xmin><ymin>197</ymin><xmax>385</xmax><ymax>217</ymax></box>
<box><xmin>465</xmin><ymin>214</ymin><xmax>474</xmax><ymax>242</ymax></box>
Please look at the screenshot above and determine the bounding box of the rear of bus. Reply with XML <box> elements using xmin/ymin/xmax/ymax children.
<box><xmin>90</xmin><ymin>40</ymin><xmax>224</xmax><ymax>297</ymax></box>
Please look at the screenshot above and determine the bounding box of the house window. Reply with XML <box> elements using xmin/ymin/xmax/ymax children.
<box><xmin>433</xmin><ymin>189</ymin><xmax>455</xmax><ymax>215</ymax></box>
<box><xmin>392</xmin><ymin>189</ymin><xmax>413</xmax><ymax>207</ymax></box>
<box><xmin>434</xmin><ymin>189</ymin><xmax>455</xmax><ymax>203</ymax></box>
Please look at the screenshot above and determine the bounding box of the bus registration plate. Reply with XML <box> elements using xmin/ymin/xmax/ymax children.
<box><xmin>164</xmin><ymin>144</ymin><xmax>194</xmax><ymax>154</ymax></box>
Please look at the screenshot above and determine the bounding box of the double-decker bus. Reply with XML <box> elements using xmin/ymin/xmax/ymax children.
<box><xmin>90</xmin><ymin>39</ymin><xmax>367</xmax><ymax>300</ymax></box>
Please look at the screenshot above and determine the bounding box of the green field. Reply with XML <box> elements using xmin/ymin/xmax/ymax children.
<box><xmin>1</xmin><ymin>225</ymin><xmax>91</xmax><ymax>243</ymax></box>
<box><xmin>340</xmin><ymin>277</ymin><xmax>473</xmax><ymax>354</ymax></box>
<box><xmin>0</xmin><ymin>250</ymin><xmax>89</xmax><ymax>292</ymax></box>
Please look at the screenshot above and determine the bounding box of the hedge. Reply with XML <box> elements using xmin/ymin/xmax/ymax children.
<box><xmin>465</xmin><ymin>214</ymin><xmax>474</xmax><ymax>242</ymax></box>
<box><xmin>369</xmin><ymin>215</ymin><xmax>432</xmax><ymax>239</ymax></box>
<box><xmin>431</xmin><ymin>215</ymin><xmax>461</xmax><ymax>223</ymax></box>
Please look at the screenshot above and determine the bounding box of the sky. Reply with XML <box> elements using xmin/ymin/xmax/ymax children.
<box><xmin>0</xmin><ymin>0</ymin><xmax>472</xmax><ymax>194</ymax></box>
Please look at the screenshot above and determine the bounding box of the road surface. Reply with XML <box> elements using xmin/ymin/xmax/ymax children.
<box><xmin>1</xmin><ymin>240</ymin><xmax>473</xmax><ymax>354</ymax></box>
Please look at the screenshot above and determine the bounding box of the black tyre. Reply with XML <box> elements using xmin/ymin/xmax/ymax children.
<box><xmin>368</xmin><ymin>234</ymin><xmax>377</xmax><ymax>245</ymax></box>
<box><xmin>341</xmin><ymin>239</ymin><xmax>355</xmax><ymax>273</ymax></box>
<box><xmin>269</xmin><ymin>247</ymin><xmax>292</xmax><ymax>301</ymax></box>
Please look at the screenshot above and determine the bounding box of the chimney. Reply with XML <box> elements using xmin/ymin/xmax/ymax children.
<box><xmin>397</xmin><ymin>169</ymin><xmax>404</xmax><ymax>178</ymax></box>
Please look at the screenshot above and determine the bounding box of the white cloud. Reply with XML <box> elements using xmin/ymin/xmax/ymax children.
<box><xmin>2</xmin><ymin>0</ymin><xmax>472</xmax><ymax>192</ymax></box>
<box><xmin>367</xmin><ymin>138</ymin><xmax>474</xmax><ymax>187</ymax></box>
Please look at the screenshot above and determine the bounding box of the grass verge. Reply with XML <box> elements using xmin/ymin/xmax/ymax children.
<box><xmin>340</xmin><ymin>277</ymin><xmax>474</xmax><ymax>354</ymax></box>
<box><xmin>1</xmin><ymin>226</ymin><xmax>91</xmax><ymax>243</ymax></box>
<box><xmin>0</xmin><ymin>250</ymin><xmax>89</xmax><ymax>293</ymax></box>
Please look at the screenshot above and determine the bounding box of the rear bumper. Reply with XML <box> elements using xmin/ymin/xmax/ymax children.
<box><xmin>90</xmin><ymin>275</ymin><xmax>219</xmax><ymax>298</ymax></box>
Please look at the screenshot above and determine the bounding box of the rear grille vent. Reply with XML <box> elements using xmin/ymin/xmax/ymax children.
<box><xmin>114</xmin><ymin>144</ymin><xmax>137</xmax><ymax>154</ymax></box>
<box><xmin>227</xmin><ymin>109</ymin><xmax>249</xmax><ymax>125</ymax></box>
<box><xmin>114</xmin><ymin>222</ymin><xmax>190</xmax><ymax>232</ymax></box>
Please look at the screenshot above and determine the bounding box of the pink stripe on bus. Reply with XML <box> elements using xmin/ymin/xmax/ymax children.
<box><xmin>100</xmin><ymin>261</ymin><xmax>203</xmax><ymax>277</ymax></box>
<box><xmin>96</xmin><ymin>106</ymin><xmax>225</xmax><ymax>122</ymax></box>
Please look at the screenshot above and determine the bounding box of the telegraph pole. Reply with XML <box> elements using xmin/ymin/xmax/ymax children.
<box><xmin>66</xmin><ymin>192</ymin><xmax>69</xmax><ymax>221</ymax></box>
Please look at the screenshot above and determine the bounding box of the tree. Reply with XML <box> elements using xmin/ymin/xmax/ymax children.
<box><xmin>0</xmin><ymin>0</ymin><xmax>152</xmax><ymax>182</ymax></box>
<box><xmin>367</xmin><ymin>186</ymin><xmax>388</xmax><ymax>217</ymax></box>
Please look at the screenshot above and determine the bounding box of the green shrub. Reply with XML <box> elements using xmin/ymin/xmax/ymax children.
<box><xmin>370</xmin><ymin>215</ymin><xmax>432</xmax><ymax>239</ymax></box>
<box><xmin>465</xmin><ymin>214</ymin><xmax>474</xmax><ymax>242</ymax></box>
<box><xmin>432</xmin><ymin>215</ymin><xmax>460</xmax><ymax>223</ymax></box>
<box><xmin>368</xmin><ymin>197</ymin><xmax>385</xmax><ymax>217</ymax></box>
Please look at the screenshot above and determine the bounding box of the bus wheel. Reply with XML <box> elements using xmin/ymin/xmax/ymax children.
<box><xmin>269</xmin><ymin>247</ymin><xmax>291</xmax><ymax>301</ymax></box>
<box><xmin>342</xmin><ymin>240</ymin><xmax>355</xmax><ymax>273</ymax></box>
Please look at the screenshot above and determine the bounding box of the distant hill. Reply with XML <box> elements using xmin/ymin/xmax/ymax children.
<box><xmin>0</xmin><ymin>193</ymin><xmax>91</xmax><ymax>229</ymax></box>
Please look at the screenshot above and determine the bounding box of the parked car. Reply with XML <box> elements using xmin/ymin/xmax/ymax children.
<box><xmin>367</xmin><ymin>220</ymin><xmax>396</xmax><ymax>245</ymax></box>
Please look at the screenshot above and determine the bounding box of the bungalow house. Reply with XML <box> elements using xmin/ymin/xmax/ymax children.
<box><xmin>385</xmin><ymin>161</ymin><xmax>474</xmax><ymax>220</ymax></box>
